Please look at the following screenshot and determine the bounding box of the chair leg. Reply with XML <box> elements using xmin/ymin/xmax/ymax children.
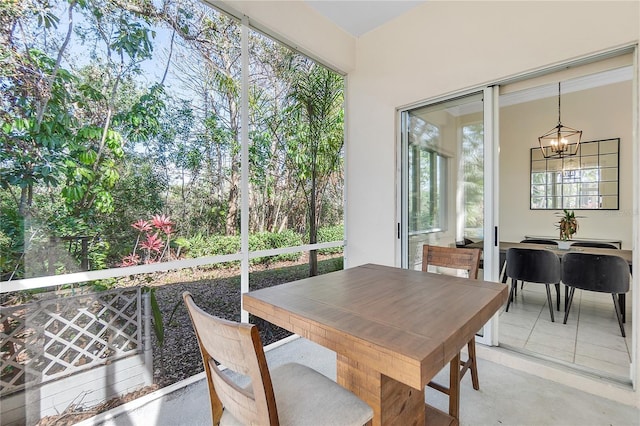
<box><xmin>500</xmin><ymin>261</ymin><xmax>507</xmax><ymax>283</ymax></box>
<box><xmin>467</xmin><ymin>337</ymin><xmax>479</xmax><ymax>390</ymax></box>
<box><xmin>612</xmin><ymin>294</ymin><xmax>626</xmax><ymax>338</ymax></box>
<box><xmin>554</xmin><ymin>283</ymin><xmax>560</xmax><ymax>311</ymax></box>
<box><xmin>564</xmin><ymin>285</ymin><xmax>569</xmax><ymax>311</ymax></box>
<box><xmin>563</xmin><ymin>287</ymin><xmax>576</xmax><ymax>324</ymax></box>
<box><xmin>506</xmin><ymin>279</ymin><xmax>516</xmax><ymax>312</ymax></box>
<box><xmin>619</xmin><ymin>293</ymin><xmax>626</xmax><ymax>323</ymax></box>
<box><xmin>545</xmin><ymin>284</ymin><xmax>555</xmax><ymax>322</ymax></box>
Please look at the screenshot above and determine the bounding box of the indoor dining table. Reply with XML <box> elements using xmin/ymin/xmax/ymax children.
<box><xmin>468</xmin><ymin>240</ymin><xmax>632</xmax><ymax>319</ymax></box>
<box><xmin>492</xmin><ymin>241</ymin><xmax>632</xmax><ymax>264</ymax></box>
<box><xmin>243</xmin><ymin>263</ymin><xmax>509</xmax><ymax>426</ymax></box>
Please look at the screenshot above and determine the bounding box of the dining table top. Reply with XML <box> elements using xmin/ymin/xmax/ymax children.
<box><xmin>243</xmin><ymin>263</ymin><xmax>509</xmax><ymax>390</ymax></box>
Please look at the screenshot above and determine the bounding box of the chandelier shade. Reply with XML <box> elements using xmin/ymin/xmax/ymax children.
<box><xmin>538</xmin><ymin>82</ymin><xmax>582</xmax><ymax>158</ymax></box>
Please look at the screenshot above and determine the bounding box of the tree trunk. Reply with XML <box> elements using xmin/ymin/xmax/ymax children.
<box><xmin>309</xmin><ymin>165</ymin><xmax>318</xmax><ymax>277</ymax></box>
<box><xmin>226</xmin><ymin>165</ymin><xmax>239</xmax><ymax>235</ymax></box>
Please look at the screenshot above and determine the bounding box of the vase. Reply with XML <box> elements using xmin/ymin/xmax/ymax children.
<box><xmin>558</xmin><ymin>240</ymin><xmax>572</xmax><ymax>250</ymax></box>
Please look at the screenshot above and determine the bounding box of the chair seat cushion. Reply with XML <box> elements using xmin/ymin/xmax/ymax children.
<box><xmin>221</xmin><ymin>362</ymin><xmax>373</xmax><ymax>426</ymax></box>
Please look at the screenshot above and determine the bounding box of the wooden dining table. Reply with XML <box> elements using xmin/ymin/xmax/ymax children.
<box><xmin>243</xmin><ymin>263</ymin><xmax>509</xmax><ymax>426</ymax></box>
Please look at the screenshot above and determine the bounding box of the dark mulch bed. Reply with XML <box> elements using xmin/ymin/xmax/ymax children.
<box><xmin>37</xmin><ymin>255</ymin><xmax>343</xmax><ymax>425</ymax></box>
<box><xmin>151</xmin><ymin>255</ymin><xmax>343</xmax><ymax>387</ymax></box>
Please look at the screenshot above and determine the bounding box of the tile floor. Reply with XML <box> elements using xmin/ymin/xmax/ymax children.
<box><xmin>499</xmin><ymin>282</ymin><xmax>632</xmax><ymax>381</ymax></box>
<box><xmin>84</xmin><ymin>337</ymin><xmax>640</xmax><ymax>426</ymax></box>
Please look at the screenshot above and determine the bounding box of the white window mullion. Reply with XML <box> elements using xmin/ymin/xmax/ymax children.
<box><xmin>240</xmin><ymin>16</ymin><xmax>250</xmax><ymax>323</ymax></box>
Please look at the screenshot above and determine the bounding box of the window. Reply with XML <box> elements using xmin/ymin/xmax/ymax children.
<box><xmin>460</xmin><ymin>123</ymin><xmax>484</xmax><ymax>239</ymax></box>
<box><xmin>0</xmin><ymin>1</ymin><xmax>346</xmax><ymax>421</ymax></box>
<box><xmin>408</xmin><ymin>120</ymin><xmax>448</xmax><ymax>233</ymax></box>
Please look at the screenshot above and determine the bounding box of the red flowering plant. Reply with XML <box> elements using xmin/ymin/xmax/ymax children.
<box><xmin>121</xmin><ymin>215</ymin><xmax>175</xmax><ymax>266</ymax></box>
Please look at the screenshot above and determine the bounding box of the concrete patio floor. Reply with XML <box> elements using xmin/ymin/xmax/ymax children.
<box><xmin>78</xmin><ymin>336</ymin><xmax>639</xmax><ymax>426</ymax></box>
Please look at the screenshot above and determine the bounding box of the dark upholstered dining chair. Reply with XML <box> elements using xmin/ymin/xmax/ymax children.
<box><xmin>505</xmin><ymin>248</ymin><xmax>561</xmax><ymax>322</ymax></box>
<box><xmin>183</xmin><ymin>292</ymin><xmax>373</xmax><ymax>426</ymax></box>
<box><xmin>512</xmin><ymin>240</ymin><xmax>559</xmax><ymax>295</ymax></box>
<box><xmin>521</xmin><ymin>239</ymin><xmax>558</xmax><ymax>246</ymax></box>
<box><xmin>455</xmin><ymin>238</ymin><xmax>475</xmax><ymax>248</ymax></box>
<box><xmin>561</xmin><ymin>252</ymin><xmax>630</xmax><ymax>337</ymax></box>
<box><xmin>570</xmin><ymin>241</ymin><xmax>618</xmax><ymax>249</ymax></box>
<box><xmin>421</xmin><ymin>244</ymin><xmax>482</xmax><ymax>412</ymax></box>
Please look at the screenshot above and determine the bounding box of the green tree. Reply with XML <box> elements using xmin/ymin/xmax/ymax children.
<box><xmin>0</xmin><ymin>0</ymin><xmax>163</xmax><ymax>276</ymax></box>
<box><xmin>286</xmin><ymin>62</ymin><xmax>344</xmax><ymax>276</ymax></box>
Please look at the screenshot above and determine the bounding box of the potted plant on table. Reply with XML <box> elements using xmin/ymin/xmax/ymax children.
<box><xmin>556</xmin><ymin>209</ymin><xmax>578</xmax><ymax>249</ymax></box>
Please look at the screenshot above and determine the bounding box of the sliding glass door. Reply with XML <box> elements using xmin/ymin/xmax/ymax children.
<box><xmin>400</xmin><ymin>88</ymin><xmax>499</xmax><ymax>344</ymax></box>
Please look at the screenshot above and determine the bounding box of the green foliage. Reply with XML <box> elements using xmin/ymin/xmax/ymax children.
<box><xmin>263</xmin><ymin>229</ymin><xmax>304</xmax><ymax>251</ymax></box>
<box><xmin>103</xmin><ymin>157</ymin><xmax>166</xmax><ymax>262</ymax></box>
<box><xmin>111</xmin><ymin>20</ymin><xmax>155</xmax><ymax>61</ymax></box>
<box><xmin>88</xmin><ymin>240</ymin><xmax>110</xmax><ymax>271</ymax></box>
<box><xmin>0</xmin><ymin>192</ymin><xmax>24</xmax><ymax>278</ymax></box>
<box><xmin>145</xmin><ymin>287</ymin><xmax>164</xmax><ymax>347</ymax></box>
<box><xmin>209</xmin><ymin>235</ymin><xmax>242</xmax><ymax>256</ymax></box>
<box><xmin>1</xmin><ymin>48</ymin><xmax>77</xmax><ymax>197</ymax></box>
<box><xmin>316</xmin><ymin>225</ymin><xmax>344</xmax><ymax>254</ymax></box>
<box><xmin>250</xmin><ymin>230</ymin><xmax>303</xmax><ymax>263</ymax></box>
<box><xmin>117</xmin><ymin>84</ymin><xmax>166</xmax><ymax>143</ymax></box>
<box><xmin>557</xmin><ymin>209</ymin><xmax>579</xmax><ymax>241</ymax></box>
<box><xmin>178</xmin><ymin>228</ymin><xmax>344</xmax><ymax>265</ymax></box>
<box><xmin>0</xmin><ymin>0</ymin><xmax>345</xmax><ymax>281</ymax></box>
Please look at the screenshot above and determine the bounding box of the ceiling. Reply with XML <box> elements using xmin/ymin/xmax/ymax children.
<box><xmin>304</xmin><ymin>0</ymin><xmax>426</xmax><ymax>37</ymax></box>
<box><xmin>301</xmin><ymin>0</ymin><xmax>631</xmax><ymax>109</ymax></box>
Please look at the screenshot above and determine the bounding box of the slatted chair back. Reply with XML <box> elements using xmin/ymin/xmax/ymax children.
<box><xmin>183</xmin><ymin>292</ymin><xmax>278</xmax><ymax>425</ymax></box>
<box><xmin>422</xmin><ymin>244</ymin><xmax>481</xmax><ymax>279</ymax></box>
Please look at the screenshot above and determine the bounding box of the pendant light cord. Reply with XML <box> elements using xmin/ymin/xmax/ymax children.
<box><xmin>557</xmin><ymin>82</ymin><xmax>562</xmax><ymax>125</ymax></box>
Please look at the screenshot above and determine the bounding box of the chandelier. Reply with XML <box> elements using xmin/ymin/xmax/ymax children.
<box><xmin>538</xmin><ymin>82</ymin><xmax>582</xmax><ymax>158</ymax></box>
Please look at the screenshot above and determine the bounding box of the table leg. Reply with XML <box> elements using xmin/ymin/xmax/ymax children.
<box><xmin>337</xmin><ymin>354</ymin><xmax>425</xmax><ymax>426</ymax></box>
<box><xmin>448</xmin><ymin>352</ymin><xmax>460</xmax><ymax>419</ymax></box>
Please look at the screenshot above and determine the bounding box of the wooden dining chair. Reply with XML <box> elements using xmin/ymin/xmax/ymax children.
<box><xmin>561</xmin><ymin>252</ymin><xmax>629</xmax><ymax>337</ymax></box>
<box><xmin>421</xmin><ymin>245</ymin><xmax>482</xmax><ymax>404</ymax></box>
<box><xmin>183</xmin><ymin>292</ymin><xmax>373</xmax><ymax>426</ymax></box>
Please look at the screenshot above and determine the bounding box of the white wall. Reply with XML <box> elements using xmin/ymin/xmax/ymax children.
<box><xmin>346</xmin><ymin>1</ymin><xmax>639</xmax><ymax>267</ymax></box>
<box><xmin>500</xmin><ymin>81</ymin><xmax>634</xmax><ymax>248</ymax></box>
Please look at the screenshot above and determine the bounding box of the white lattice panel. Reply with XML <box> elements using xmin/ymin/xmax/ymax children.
<box><xmin>1</xmin><ymin>288</ymin><xmax>142</xmax><ymax>396</ymax></box>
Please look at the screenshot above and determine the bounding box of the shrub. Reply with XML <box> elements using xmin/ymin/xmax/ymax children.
<box><xmin>250</xmin><ymin>231</ymin><xmax>303</xmax><ymax>264</ymax></box>
<box><xmin>317</xmin><ymin>225</ymin><xmax>344</xmax><ymax>255</ymax></box>
<box><xmin>178</xmin><ymin>227</ymin><xmax>345</xmax><ymax>264</ymax></box>
<box><xmin>179</xmin><ymin>231</ymin><xmax>305</xmax><ymax>266</ymax></box>
<box><xmin>207</xmin><ymin>235</ymin><xmax>241</xmax><ymax>256</ymax></box>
